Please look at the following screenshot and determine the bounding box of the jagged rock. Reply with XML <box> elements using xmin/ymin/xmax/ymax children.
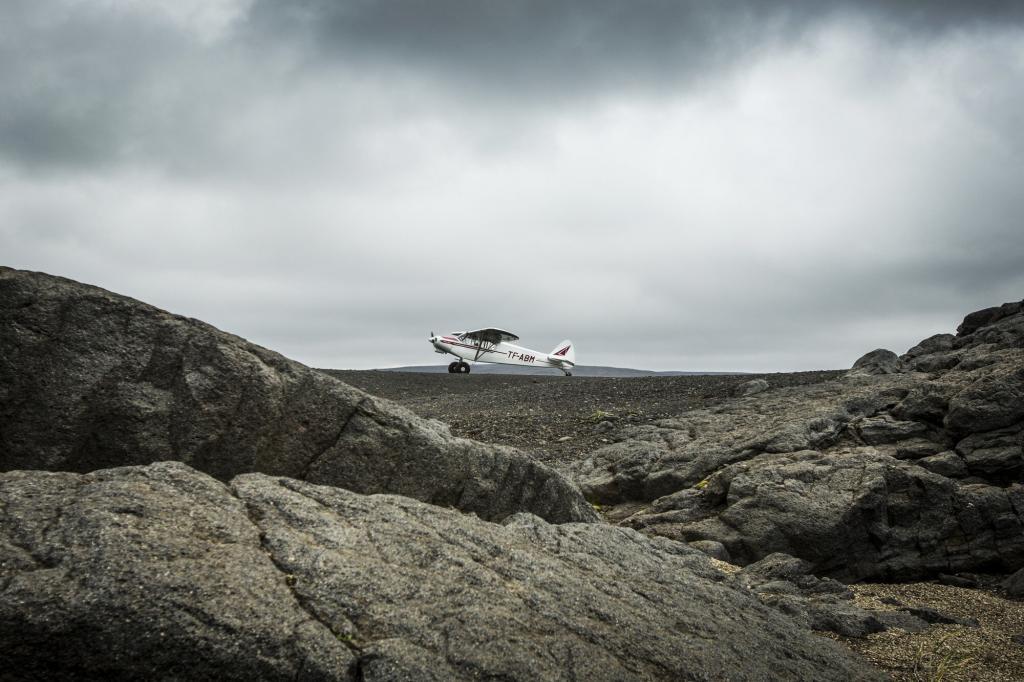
<box><xmin>688</xmin><ymin>539</ymin><xmax>731</xmax><ymax>562</ymax></box>
<box><xmin>905</xmin><ymin>334</ymin><xmax>956</xmax><ymax>358</ymax></box>
<box><xmin>957</xmin><ymin>353</ymin><xmax>998</xmax><ymax>371</ymax></box>
<box><xmin>908</xmin><ymin>353</ymin><xmax>961</xmax><ymax>373</ymax></box>
<box><xmin>625</xmin><ymin>449</ymin><xmax>1024</xmax><ymax>581</ymax></box>
<box><xmin>890</xmin><ymin>383</ymin><xmax>951</xmax><ymax>425</ymax></box>
<box><xmin>733</xmin><ymin>553</ymin><xmax>909</xmax><ymax>638</ymax></box>
<box><xmin>730</xmin><ymin>553</ymin><xmax>977</xmax><ymax>636</ymax></box>
<box><xmin>955</xmin><ymin>427</ymin><xmax>1023</xmax><ymax>482</ymax></box>
<box><xmin>957</xmin><ymin>301</ymin><xmax>1024</xmax><ymax>336</ymax></box>
<box><xmin>917</xmin><ymin>451</ymin><xmax>968</xmax><ymax>478</ymax></box>
<box><xmin>1005</xmin><ymin>567</ymin><xmax>1024</xmax><ymax>599</ymax></box>
<box><xmin>892</xmin><ymin>438</ymin><xmax>946</xmax><ymax>460</ymax></box>
<box><xmin>580</xmin><ymin>300</ymin><xmax>1024</xmax><ymax>580</ymax></box>
<box><xmin>855</xmin><ymin>416</ymin><xmax>929</xmax><ymax>445</ymax></box>
<box><xmin>0</xmin><ymin>462</ymin><xmax>881</xmax><ymax>681</ymax></box>
<box><xmin>737</xmin><ymin>553</ymin><xmax>825</xmax><ymax>589</ymax></box>
<box><xmin>945</xmin><ymin>366</ymin><xmax>1024</xmax><ymax>436</ymax></box>
<box><xmin>847</xmin><ymin>349</ymin><xmax>903</xmax><ymax>376</ymax></box>
<box><xmin>733</xmin><ymin>378</ymin><xmax>769</xmax><ymax>397</ymax></box>
<box><xmin>0</xmin><ymin>267</ymin><xmax>595</xmax><ymax>524</ymax></box>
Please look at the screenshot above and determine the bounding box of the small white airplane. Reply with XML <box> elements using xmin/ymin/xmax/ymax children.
<box><xmin>429</xmin><ymin>328</ymin><xmax>576</xmax><ymax>375</ymax></box>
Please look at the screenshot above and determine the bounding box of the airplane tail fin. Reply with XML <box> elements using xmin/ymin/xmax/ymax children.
<box><xmin>548</xmin><ymin>340</ymin><xmax>576</xmax><ymax>366</ymax></box>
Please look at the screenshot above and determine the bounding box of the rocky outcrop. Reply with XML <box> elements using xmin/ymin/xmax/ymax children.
<box><xmin>573</xmin><ymin>379</ymin><xmax>917</xmax><ymax>505</ymax></box>
<box><xmin>624</xmin><ymin>449</ymin><xmax>1024</xmax><ymax>581</ymax></box>
<box><xmin>0</xmin><ymin>267</ymin><xmax>596</xmax><ymax>523</ymax></box>
<box><xmin>574</xmin><ymin>300</ymin><xmax>1024</xmax><ymax>580</ymax></box>
<box><xmin>0</xmin><ymin>462</ymin><xmax>880</xmax><ymax>681</ymax></box>
<box><xmin>957</xmin><ymin>301</ymin><xmax>1024</xmax><ymax>336</ymax></box>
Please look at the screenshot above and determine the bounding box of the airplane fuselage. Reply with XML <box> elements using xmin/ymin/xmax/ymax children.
<box><xmin>430</xmin><ymin>334</ymin><xmax>566</xmax><ymax>371</ymax></box>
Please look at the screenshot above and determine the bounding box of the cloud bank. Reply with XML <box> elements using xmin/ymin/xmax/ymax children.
<box><xmin>2</xmin><ymin>1</ymin><xmax>1022</xmax><ymax>370</ymax></box>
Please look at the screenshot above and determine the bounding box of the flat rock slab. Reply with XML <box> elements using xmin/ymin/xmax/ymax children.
<box><xmin>0</xmin><ymin>267</ymin><xmax>595</xmax><ymax>524</ymax></box>
<box><xmin>0</xmin><ymin>462</ymin><xmax>881</xmax><ymax>681</ymax></box>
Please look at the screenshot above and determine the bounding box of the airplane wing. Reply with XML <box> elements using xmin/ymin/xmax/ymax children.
<box><xmin>463</xmin><ymin>328</ymin><xmax>519</xmax><ymax>344</ymax></box>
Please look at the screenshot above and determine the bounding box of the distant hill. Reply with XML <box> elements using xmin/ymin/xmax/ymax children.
<box><xmin>373</xmin><ymin>364</ymin><xmax>746</xmax><ymax>377</ymax></box>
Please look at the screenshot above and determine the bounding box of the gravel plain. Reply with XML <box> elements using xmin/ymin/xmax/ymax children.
<box><xmin>322</xmin><ymin>369</ymin><xmax>843</xmax><ymax>467</ymax></box>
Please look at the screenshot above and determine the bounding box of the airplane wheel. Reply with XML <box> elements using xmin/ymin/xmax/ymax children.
<box><xmin>447</xmin><ymin>362</ymin><xmax>458</xmax><ymax>373</ymax></box>
<box><xmin>458</xmin><ymin>362</ymin><xmax>471</xmax><ymax>374</ymax></box>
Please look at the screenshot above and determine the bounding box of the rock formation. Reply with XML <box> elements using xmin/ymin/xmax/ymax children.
<box><xmin>4</xmin><ymin>266</ymin><xmax>1020</xmax><ymax>678</ymax></box>
<box><xmin>0</xmin><ymin>462</ymin><xmax>880</xmax><ymax>680</ymax></box>
<box><xmin>574</xmin><ymin>300</ymin><xmax>1024</xmax><ymax>580</ymax></box>
<box><xmin>0</xmin><ymin>267</ymin><xmax>595</xmax><ymax>524</ymax></box>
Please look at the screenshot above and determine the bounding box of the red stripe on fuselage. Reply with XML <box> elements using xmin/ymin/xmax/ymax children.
<box><xmin>443</xmin><ymin>342</ymin><xmax>503</xmax><ymax>353</ymax></box>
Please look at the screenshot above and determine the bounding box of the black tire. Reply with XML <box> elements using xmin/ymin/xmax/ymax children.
<box><xmin>447</xmin><ymin>362</ymin><xmax>458</xmax><ymax>373</ymax></box>
<box><xmin>458</xmin><ymin>362</ymin><xmax>471</xmax><ymax>374</ymax></box>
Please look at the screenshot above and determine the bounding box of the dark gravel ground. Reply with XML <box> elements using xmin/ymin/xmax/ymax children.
<box><xmin>321</xmin><ymin>369</ymin><xmax>844</xmax><ymax>467</ymax></box>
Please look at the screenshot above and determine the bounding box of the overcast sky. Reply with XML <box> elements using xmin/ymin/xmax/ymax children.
<box><xmin>2</xmin><ymin>1</ymin><xmax>1023</xmax><ymax>371</ymax></box>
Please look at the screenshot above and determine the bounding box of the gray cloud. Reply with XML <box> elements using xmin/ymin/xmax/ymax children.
<box><xmin>1</xmin><ymin>1</ymin><xmax>1022</xmax><ymax>371</ymax></box>
<box><xmin>245</xmin><ymin>0</ymin><xmax>1024</xmax><ymax>88</ymax></box>
<box><xmin>5</xmin><ymin>0</ymin><xmax>1024</xmax><ymax>172</ymax></box>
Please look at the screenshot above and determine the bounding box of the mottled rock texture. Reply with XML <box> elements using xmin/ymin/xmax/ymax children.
<box><xmin>575</xmin><ymin>300</ymin><xmax>1024</xmax><ymax>580</ymax></box>
<box><xmin>0</xmin><ymin>267</ymin><xmax>596</xmax><ymax>524</ymax></box>
<box><xmin>0</xmin><ymin>462</ymin><xmax>881</xmax><ymax>681</ymax></box>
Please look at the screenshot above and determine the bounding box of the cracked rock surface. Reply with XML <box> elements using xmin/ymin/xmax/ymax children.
<box><xmin>0</xmin><ymin>462</ymin><xmax>881</xmax><ymax>681</ymax></box>
<box><xmin>581</xmin><ymin>300</ymin><xmax>1024</xmax><ymax>580</ymax></box>
<box><xmin>0</xmin><ymin>462</ymin><xmax>355</xmax><ymax>680</ymax></box>
<box><xmin>0</xmin><ymin>267</ymin><xmax>595</xmax><ymax>524</ymax></box>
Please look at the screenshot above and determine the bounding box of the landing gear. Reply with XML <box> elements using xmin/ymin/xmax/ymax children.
<box><xmin>447</xmin><ymin>361</ymin><xmax>471</xmax><ymax>374</ymax></box>
<box><xmin>458</xmin><ymin>362</ymin><xmax>471</xmax><ymax>374</ymax></box>
<box><xmin>447</xmin><ymin>362</ymin><xmax>459</xmax><ymax>373</ymax></box>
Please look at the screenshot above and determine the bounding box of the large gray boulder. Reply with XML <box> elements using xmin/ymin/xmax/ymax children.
<box><xmin>0</xmin><ymin>267</ymin><xmax>595</xmax><ymax>524</ymax></box>
<box><xmin>0</xmin><ymin>462</ymin><xmax>881</xmax><ymax>681</ymax></box>
<box><xmin>846</xmin><ymin>348</ymin><xmax>903</xmax><ymax>377</ymax></box>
